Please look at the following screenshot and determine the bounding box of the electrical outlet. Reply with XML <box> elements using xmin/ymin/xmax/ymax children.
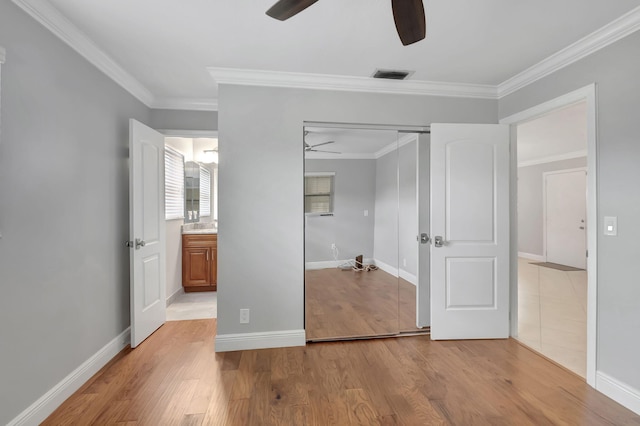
<box><xmin>364</xmin><ymin>210</ymin><xmax>369</xmax><ymax>217</ymax></box>
<box><xmin>240</xmin><ymin>309</ymin><xmax>250</xmax><ymax>324</ymax></box>
<box><xmin>403</xmin><ymin>258</ymin><xmax>407</xmax><ymax>267</ymax></box>
<box><xmin>331</xmin><ymin>243</ymin><xmax>336</xmax><ymax>250</ymax></box>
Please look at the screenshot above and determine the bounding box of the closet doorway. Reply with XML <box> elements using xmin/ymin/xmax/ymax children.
<box><xmin>303</xmin><ymin>124</ymin><xmax>430</xmax><ymax>341</ymax></box>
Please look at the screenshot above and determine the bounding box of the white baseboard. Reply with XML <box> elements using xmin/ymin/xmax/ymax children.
<box><xmin>166</xmin><ymin>287</ymin><xmax>183</xmax><ymax>306</ymax></box>
<box><xmin>8</xmin><ymin>327</ymin><xmax>131</xmax><ymax>426</ymax></box>
<box><xmin>596</xmin><ymin>371</ymin><xmax>640</xmax><ymax>415</ymax></box>
<box><xmin>373</xmin><ymin>259</ymin><xmax>398</xmax><ymax>277</ymax></box>
<box><xmin>305</xmin><ymin>258</ymin><xmax>374</xmax><ymax>270</ymax></box>
<box><xmin>215</xmin><ymin>329</ymin><xmax>306</xmax><ymax>352</ymax></box>
<box><xmin>518</xmin><ymin>252</ymin><xmax>545</xmax><ymax>262</ymax></box>
<box><xmin>399</xmin><ymin>269</ymin><xmax>418</xmax><ymax>286</ymax></box>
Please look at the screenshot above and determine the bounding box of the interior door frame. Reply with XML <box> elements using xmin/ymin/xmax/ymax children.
<box><xmin>500</xmin><ymin>84</ymin><xmax>598</xmax><ymax>387</ymax></box>
<box><xmin>542</xmin><ymin>167</ymin><xmax>588</xmax><ymax>267</ymax></box>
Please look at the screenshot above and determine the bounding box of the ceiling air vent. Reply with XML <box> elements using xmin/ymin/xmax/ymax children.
<box><xmin>372</xmin><ymin>69</ymin><xmax>413</xmax><ymax>80</ymax></box>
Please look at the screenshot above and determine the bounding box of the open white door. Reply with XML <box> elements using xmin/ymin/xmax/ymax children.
<box><xmin>129</xmin><ymin>119</ymin><xmax>166</xmax><ymax>348</ymax></box>
<box><xmin>430</xmin><ymin>123</ymin><xmax>510</xmax><ymax>340</ymax></box>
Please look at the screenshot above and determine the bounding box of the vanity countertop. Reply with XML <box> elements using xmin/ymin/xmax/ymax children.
<box><xmin>182</xmin><ymin>223</ymin><xmax>217</xmax><ymax>235</ymax></box>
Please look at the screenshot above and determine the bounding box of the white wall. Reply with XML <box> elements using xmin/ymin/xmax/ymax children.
<box><xmin>518</xmin><ymin>157</ymin><xmax>587</xmax><ymax>256</ymax></box>
<box><xmin>217</xmin><ymin>84</ymin><xmax>497</xmax><ymax>342</ymax></box>
<box><xmin>500</xmin><ymin>30</ymin><xmax>640</xmax><ymax>408</ymax></box>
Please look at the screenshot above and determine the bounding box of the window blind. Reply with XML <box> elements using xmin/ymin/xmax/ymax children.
<box><xmin>200</xmin><ymin>166</ymin><xmax>211</xmax><ymax>217</ymax></box>
<box><xmin>305</xmin><ymin>174</ymin><xmax>334</xmax><ymax>214</ymax></box>
<box><xmin>165</xmin><ymin>147</ymin><xmax>185</xmax><ymax>220</ymax></box>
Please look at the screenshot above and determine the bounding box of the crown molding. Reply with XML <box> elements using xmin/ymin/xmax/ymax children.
<box><xmin>518</xmin><ymin>149</ymin><xmax>587</xmax><ymax>168</ymax></box>
<box><xmin>0</xmin><ymin>46</ymin><xmax>6</xmax><ymax>64</ymax></box>
<box><xmin>11</xmin><ymin>0</ymin><xmax>155</xmax><ymax>105</ymax></box>
<box><xmin>498</xmin><ymin>6</ymin><xmax>640</xmax><ymax>98</ymax></box>
<box><xmin>374</xmin><ymin>133</ymin><xmax>418</xmax><ymax>159</ymax></box>
<box><xmin>151</xmin><ymin>97</ymin><xmax>219</xmax><ymax>111</ymax></box>
<box><xmin>209</xmin><ymin>67</ymin><xmax>498</xmax><ymax>99</ymax></box>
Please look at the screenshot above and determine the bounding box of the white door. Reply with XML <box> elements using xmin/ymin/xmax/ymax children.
<box><xmin>416</xmin><ymin>133</ymin><xmax>430</xmax><ymax>327</ymax></box>
<box><xmin>545</xmin><ymin>169</ymin><xmax>587</xmax><ymax>269</ymax></box>
<box><xmin>430</xmin><ymin>123</ymin><xmax>510</xmax><ymax>340</ymax></box>
<box><xmin>129</xmin><ymin>119</ymin><xmax>166</xmax><ymax>348</ymax></box>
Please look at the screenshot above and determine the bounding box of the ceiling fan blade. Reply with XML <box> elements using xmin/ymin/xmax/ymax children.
<box><xmin>266</xmin><ymin>0</ymin><xmax>319</xmax><ymax>21</ymax></box>
<box><xmin>391</xmin><ymin>0</ymin><xmax>426</xmax><ymax>46</ymax></box>
<box><xmin>309</xmin><ymin>141</ymin><xmax>335</xmax><ymax>148</ymax></box>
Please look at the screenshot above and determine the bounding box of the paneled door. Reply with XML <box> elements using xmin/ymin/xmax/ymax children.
<box><xmin>129</xmin><ymin>119</ymin><xmax>166</xmax><ymax>348</ymax></box>
<box><xmin>430</xmin><ymin>124</ymin><xmax>510</xmax><ymax>340</ymax></box>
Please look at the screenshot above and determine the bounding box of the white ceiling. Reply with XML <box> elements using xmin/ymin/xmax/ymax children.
<box><xmin>28</xmin><ymin>0</ymin><xmax>640</xmax><ymax>106</ymax></box>
<box><xmin>517</xmin><ymin>101</ymin><xmax>587</xmax><ymax>166</ymax></box>
<box><xmin>305</xmin><ymin>126</ymin><xmax>400</xmax><ymax>159</ymax></box>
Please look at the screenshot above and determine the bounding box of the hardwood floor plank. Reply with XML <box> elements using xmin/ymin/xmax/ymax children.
<box><xmin>43</xmin><ymin>319</ymin><xmax>640</xmax><ymax>425</ymax></box>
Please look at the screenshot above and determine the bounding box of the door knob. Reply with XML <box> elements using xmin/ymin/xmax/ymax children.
<box><xmin>420</xmin><ymin>233</ymin><xmax>430</xmax><ymax>244</ymax></box>
<box><xmin>135</xmin><ymin>238</ymin><xmax>146</xmax><ymax>249</ymax></box>
<box><xmin>434</xmin><ymin>236</ymin><xmax>444</xmax><ymax>247</ymax></box>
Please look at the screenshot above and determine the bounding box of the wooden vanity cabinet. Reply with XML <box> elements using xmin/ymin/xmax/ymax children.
<box><xmin>182</xmin><ymin>234</ymin><xmax>217</xmax><ymax>292</ymax></box>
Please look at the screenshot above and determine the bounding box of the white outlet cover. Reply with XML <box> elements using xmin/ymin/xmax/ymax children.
<box><xmin>604</xmin><ymin>216</ymin><xmax>617</xmax><ymax>236</ymax></box>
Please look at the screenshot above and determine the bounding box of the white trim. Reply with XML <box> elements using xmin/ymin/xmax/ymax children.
<box><xmin>0</xmin><ymin>46</ymin><xmax>5</xmax><ymax>63</ymax></box>
<box><xmin>596</xmin><ymin>372</ymin><xmax>640</xmax><ymax>415</ymax></box>
<box><xmin>209</xmin><ymin>67</ymin><xmax>498</xmax><ymax>99</ymax></box>
<box><xmin>305</xmin><ymin>258</ymin><xmax>375</xmax><ymax>270</ymax></box>
<box><xmin>374</xmin><ymin>133</ymin><xmax>418</xmax><ymax>159</ymax></box>
<box><xmin>399</xmin><ymin>269</ymin><xmax>418</xmax><ymax>286</ymax></box>
<box><xmin>159</xmin><ymin>130</ymin><xmax>218</xmax><ymax>138</ymax></box>
<box><xmin>215</xmin><ymin>329</ymin><xmax>306</xmax><ymax>352</ymax></box>
<box><xmin>166</xmin><ymin>287</ymin><xmax>183</xmax><ymax>306</ymax></box>
<box><xmin>373</xmin><ymin>259</ymin><xmax>398</xmax><ymax>277</ymax></box>
<box><xmin>11</xmin><ymin>0</ymin><xmax>155</xmax><ymax>106</ymax></box>
<box><xmin>151</xmin><ymin>97</ymin><xmax>219</xmax><ymax>112</ymax></box>
<box><xmin>498</xmin><ymin>6</ymin><xmax>640</xmax><ymax>97</ymax></box>
<box><xmin>502</xmin><ymin>83</ymin><xmax>598</xmax><ymax>388</ymax></box>
<box><xmin>517</xmin><ymin>252</ymin><xmax>545</xmax><ymax>262</ymax></box>
<box><xmin>518</xmin><ymin>150</ymin><xmax>587</xmax><ymax>168</ymax></box>
<box><xmin>7</xmin><ymin>327</ymin><xmax>131</xmax><ymax>426</ymax></box>
<box><xmin>304</xmin><ymin>171</ymin><xmax>336</xmax><ymax>177</ymax></box>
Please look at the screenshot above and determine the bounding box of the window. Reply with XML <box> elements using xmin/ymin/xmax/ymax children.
<box><xmin>200</xmin><ymin>166</ymin><xmax>211</xmax><ymax>217</ymax></box>
<box><xmin>165</xmin><ymin>147</ymin><xmax>185</xmax><ymax>220</ymax></box>
<box><xmin>305</xmin><ymin>173</ymin><xmax>335</xmax><ymax>214</ymax></box>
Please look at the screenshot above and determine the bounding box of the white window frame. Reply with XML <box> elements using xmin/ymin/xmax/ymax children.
<box><xmin>304</xmin><ymin>172</ymin><xmax>335</xmax><ymax>216</ymax></box>
<box><xmin>165</xmin><ymin>146</ymin><xmax>185</xmax><ymax>220</ymax></box>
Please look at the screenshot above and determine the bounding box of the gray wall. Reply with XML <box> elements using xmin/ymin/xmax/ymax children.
<box><xmin>373</xmin><ymin>149</ymin><xmax>399</xmax><ymax>269</ymax></box>
<box><xmin>217</xmin><ymin>83</ymin><xmax>497</xmax><ymax>337</ymax></box>
<box><xmin>0</xmin><ymin>2</ymin><xmax>149</xmax><ymax>424</ymax></box>
<box><xmin>500</xmin><ymin>31</ymin><xmax>640</xmax><ymax>392</ymax></box>
<box><xmin>518</xmin><ymin>157</ymin><xmax>587</xmax><ymax>256</ymax></box>
<box><xmin>150</xmin><ymin>109</ymin><xmax>218</xmax><ymax>132</ymax></box>
<box><xmin>398</xmin><ymin>140</ymin><xmax>418</xmax><ymax>277</ymax></box>
<box><xmin>305</xmin><ymin>159</ymin><xmax>376</xmax><ymax>263</ymax></box>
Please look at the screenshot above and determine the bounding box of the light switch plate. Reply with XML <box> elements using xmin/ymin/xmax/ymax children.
<box><xmin>604</xmin><ymin>216</ymin><xmax>617</xmax><ymax>236</ymax></box>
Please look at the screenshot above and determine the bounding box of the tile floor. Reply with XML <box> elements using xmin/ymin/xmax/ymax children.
<box><xmin>166</xmin><ymin>291</ymin><xmax>217</xmax><ymax>321</ymax></box>
<box><xmin>516</xmin><ymin>257</ymin><xmax>587</xmax><ymax>378</ymax></box>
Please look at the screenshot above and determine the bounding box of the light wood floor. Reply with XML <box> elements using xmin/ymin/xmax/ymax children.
<box><xmin>43</xmin><ymin>319</ymin><xmax>639</xmax><ymax>425</ymax></box>
<box><xmin>305</xmin><ymin>268</ymin><xmax>421</xmax><ymax>341</ymax></box>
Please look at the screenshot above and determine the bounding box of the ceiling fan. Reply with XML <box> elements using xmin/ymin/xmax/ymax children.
<box><xmin>266</xmin><ymin>0</ymin><xmax>426</xmax><ymax>46</ymax></box>
<box><xmin>304</xmin><ymin>131</ymin><xmax>341</xmax><ymax>154</ymax></box>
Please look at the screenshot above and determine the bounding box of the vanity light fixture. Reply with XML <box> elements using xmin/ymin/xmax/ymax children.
<box><xmin>201</xmin><ymin>149</ymin><xmax>218</xmax><ymax>164</ymax></box>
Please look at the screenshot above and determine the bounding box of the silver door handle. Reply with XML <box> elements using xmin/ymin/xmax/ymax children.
<box><xmin>434</xmin><ymin>236</ymin><xmax>444</xmax><ymax>248</ymax></box>
<box><xmin>135</xmin><ymin>238</ymin><xmax>146</xmax><ymax>249</ymax></box>
<box><xmin>420</xmin><ymin>233</ymin><xmax>430</xmax><ymax>244</ymax></box>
